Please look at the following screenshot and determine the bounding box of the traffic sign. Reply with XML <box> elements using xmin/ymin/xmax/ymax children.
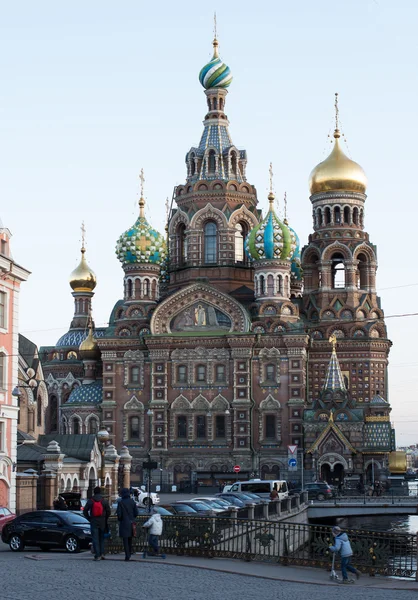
<box><xmin>287</xmin><ymin>445</ymin><xmax>298</xmax><ymax>454</ymax></box>
<box><xmin>233</xmin><ymin>465</ymin><xmax>241</xmax><ymax>473</ymax></box>
<box><xmin>288</xmin><ymin>458</ymin><xmax>297</xmax><ymax>468</ymax></box>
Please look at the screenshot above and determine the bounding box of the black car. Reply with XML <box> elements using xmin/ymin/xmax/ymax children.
<box><xmin>304</xmin><ymin>482</ymin><xmax>334</xmax><ymax>501</ymax></box>
<box><xmin>1</xmin><ymin>510</ymin><xmax>92</xmax><ymax>553</ymax></box>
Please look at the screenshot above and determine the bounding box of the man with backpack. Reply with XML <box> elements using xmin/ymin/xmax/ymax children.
<box><xmin>84</xmin><ymin>486</ymin><xmax>111</xmax><ymax>561</ymax></box>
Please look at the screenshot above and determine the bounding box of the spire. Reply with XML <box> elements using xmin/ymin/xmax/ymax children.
<box><xmin>334</xmin><ymin>92</ymin><xmax>340</xmax><ymax>138</ymax></box>
<box><xmin>283</xmin><ymin>192</ymin><xmax>288</xmax><ymax>224</ymax></box>
<box><xmin>323</xmin><ymin>335</ymin><xmax>347</xmax><ymax>392</ymax></box>
<box><xmin>212</xmin><ymin>11</ymin><xmax>219</xmax><ymax>58</ymax></box>
<box><xmin>268</xmin><ymin>162</ymin><xmax>275</xmax><ymax>210</ymax></box>
<box><xmin>139</xmin><ymin>168</ymin><xmax>145</xmax><ymax>218</ymax></box>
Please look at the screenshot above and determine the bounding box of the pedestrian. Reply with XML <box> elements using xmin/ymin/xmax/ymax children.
<box><xmin>116</xmin><ymin>487</ymin><xmax>138</xmax><ymax>562</ymax></box>
<box><xmin>270</xmin><ymin>484</ymin><xmax>278</xmax><ymax>501</ymax></box>
<box><xmin>143</xmin><ymin>507</ymin><xmax>163</xmax><ymax>556</ymax></box>
<box><xmin>329</xmin><ymin>526</ymin><xmax>361</xmax><ymax>584</ymax></box>
<box><xmin>53</xmin><ymin>495</ymin><xmax>67</xmax><ymax>510</ymax></box>
<box><xmin>84</xmin><ymin>486</ymin><xmax>111</xmax><ymax>561</ymax></box>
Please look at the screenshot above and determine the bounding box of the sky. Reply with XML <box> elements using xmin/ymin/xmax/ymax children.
<box><xmin>1</xmin><ymin>1</ymin><xmax>417</xmax><ymax>445</ymax></box>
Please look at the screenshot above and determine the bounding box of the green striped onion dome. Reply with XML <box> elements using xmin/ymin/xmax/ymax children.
<box><xmin>245</xmin><ymin>195</ymin><xmax>296</xmax><ymax>261</ymax></box>
<box><xmin>199</xmin><ymin>41</ymin><xmax>233</xmax><ymax>89</ymax></box>
<box><xmin>116</xmin><ymin>215</ymin><xmax>167</xmax><ymax>266</ymax></box>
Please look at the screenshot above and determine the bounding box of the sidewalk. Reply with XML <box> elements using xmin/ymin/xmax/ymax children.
<box><xmin>79</xmin><ymin>551</ymin><xmax>418</xmax><ymax>591</ymax></box>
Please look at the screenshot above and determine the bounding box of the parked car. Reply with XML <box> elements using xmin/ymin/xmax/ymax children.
<box><xmin>137</xmin><ymin>506</ymin><xmax>173</xmax><ymax>516</ymax></box>
<box><xmin>131</xmin><ymin>488</ymin><xmax>160</xmax><ymax>507</ymax></box>
<box><xmin>189</xmin><ymin>498</ymin><xmax>231</xmax><ymax>512</ymax></box>
<box><xmin>175</xmin><ymin>501</ymin><xmax>217</xmax><ymax>515</ymax></box>
<box><xmin>160</xmin><ymin>504</ymin><xmax>199</xmax><ymax>516</ymax></box>
<box><xmin>0</xmin><ymin>507</ymin><xmax>15</xmax><ymax>533</ymax></box>
<box><xmin>216</xmin><ymin>492</ymin><xmax>256</xmax><ymax>506</ymax></box>
<box><xmin>304</xmin><ymin>482</ymin><xmax>334</xmax><ymax>501</ymax></box>
<box><xmin>1</xmin><ymin>510</ymin><xmax>92</xmax><ymax>553</ymax></box>
<box><xmin>191</xmin><ymin>497</ymin><xmax>234</xmax><ymax>509</ymax></box>
<box><xmin>215</xmin><ymin>494</ymin><xmax>246</xmax><ymax>507</ymax></box>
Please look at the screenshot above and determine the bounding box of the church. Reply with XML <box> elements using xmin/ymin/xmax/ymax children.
<box><xmin>39</xmin><ymin>34</ymin><xmax>394</xmax><ymax>493</ymax></box>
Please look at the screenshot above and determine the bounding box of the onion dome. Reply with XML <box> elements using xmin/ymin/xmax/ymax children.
<box><xmin>79</xmin><ymin>324</ymin><xmax>100</xmax><ymax>360</ymax></box>
<box><xmin>245</xmin><ymin>193</ymin><xmax>296</xmax><ymax>261</ymax></box>
<box><xmin>285</xmin><ymin>219</ymin><xmax>302</xmax><ymax>281</ymax></box>
<box><xmin>199</xmin><ymin>38</ymin><xmax>233</xmax><ymax>89</ymax></box>
<box><xmin>66</xmin><ymin>381</ymin><xmax>102</xmax><ymax>405</ymax></box>
<box><xmin>309</xmin><ymin>129</ymin><xmax>367</xmax><ymax>196</ymax></box>
<box><xmin>69</xmin><ymin>247</ymin><xmax>97</xmax><ymax>292</ymax></box>
<box><xmin>116</xmin><ymin>196</ymin><xmax>167</xmax><ymax>266</ymax></box>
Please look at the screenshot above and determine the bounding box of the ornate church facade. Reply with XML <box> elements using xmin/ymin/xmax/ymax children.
<box><xmin>40</xmin><ymin>37</ymin><xmax>394</xmax><ymax>491</ymax></box>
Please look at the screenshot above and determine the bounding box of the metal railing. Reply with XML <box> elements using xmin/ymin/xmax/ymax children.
<box><xmin>105</xmin><ymin>515</ymin><xmax>417</xmax><ymax>579</ymax></box>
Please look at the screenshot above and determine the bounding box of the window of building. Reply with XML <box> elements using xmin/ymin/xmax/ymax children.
<box><xmin>215</xmin><ymin>415</ymin><xmax>225</xmax><ymax>438</ymax></box>
<box><xmin>265</xmin><ymin>415</ymin><xmax>276</xmax><ymax>438</ymax></box>
<box><xmin>0</xmin><ymin>292</ymin><xmax>5</xmax><ymax>328</ymax></box>
<box><xmin>234</xmin><ymin>223</ymin><xmax>246</xmax><ymax>263</ymax></box>
<box><xmin>177</xmin><ymin>365</ymin><xmax>187</xmax><ymax>383</ymax></box>
<box><xmin>265</xmin><ymin>364</ymin><xmax>276</xmax><ymax>382</ymax></box>
<box><xmin>73</xmin><ymin>419</ymin><xmax>80</xmax><ymax>434</ymax></box>
<box><xmin>129</xmin><ymin>416</ymin><xmax>140</xmax><ymax>439</ymax></box>
<box><xmin>0</xmin><ymin>353</ymin><xmax>5</xmax><ymax>389</ymax></box>
<box><xmin>215</xmin><ymin>364</ymin><xmax>226</xmax><ymax>382</ymax></box>
<box><xmin>37</xmin><ymin>397</ymin><xmax>42</xmax><ymax>427</ymax></box>
<box><xmin>196</xmin><ymin>415</ymin><xmax>206</xmax><ymax>438</ymax></box>
<box><xmin>177</xmin><ymin>415</ymin><xmax>187</xmax><ymax>438</ymax></box>
<box><xmin>130</xmin><ymin>366</ymin><xmax>140</xmax><ymax>384</ymax></box>
<box><xmin>204</xmin><ymin>222</ymin><xmax>217</xmax><ymax>264</ymax></box>
<box><xmin>0</xmin><ymin>422</ymin><xmax>4</xmax><ymax>451</ymax></box>
<box><xmin>177</xmin><ymin>223</ymin><xmax>187</xmax><ymax>266</ymax></box>
<box><xmin>196</xmin><ymin>365</ymin><xmax>206</xmax><ymax>382</ymax></box>
<box><xmin>88</xmin><ymin>419</ymin><xmax>98</xmax><ymax>434</ymax></box>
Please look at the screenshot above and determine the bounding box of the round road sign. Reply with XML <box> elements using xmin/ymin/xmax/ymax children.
<box><xmin>233</xmin><ymin>465</ymin><xmax>241</xmax><ymax>473</ymax></box>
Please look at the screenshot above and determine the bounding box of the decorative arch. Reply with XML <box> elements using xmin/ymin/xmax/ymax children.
<box><xmin>150</xmin><ymin>283</ymin><xmax>251</xmax><ymax>335</ymax></box>
<box><xmin>191</xmin><ymin>394</ymin><xmax>210</xmax><ymax>411</ymax></box>
<box><xmin>190</xmin><ymin>204</ymin><xmax>228</xmax><ymax>230</ymax></box>
<box><xmin>352</xmin><ymin>242</ymin><xmax>376</xmax><ymax>263</ymax></box>
<box><xmin>301</xmin><ymin>245</ymin><xmax>321</xmax><ymax>265</ymax></box>
<box><xmin>322</xmin><ymin>241</ymin><xmax>352</xmax><ymax>261</ymax></box>
<box><xmin>70</xmin><ymin>414</ymin><xmax>83</xmax><ymax>434</ymax></box>
<box><xmin>210</xmin><ymin>394</ymin><xmax>229</xmax><ymax>411</ymax></box>
<box><xmin>318</xmin><ymin>452</ymin><xmax>349</xmax><ymax>471</ymax></box>
<box><xmin>260</xmin><ymin>395</ymin><xmax>281</xmax><ymax>410</ymax></box>
<box><xmin>168</xmin><ymin>209</ymin><xmax>190</xmax><ymax>236</ymax></box>
<box><xmin>228</xmin><ymin>205</ymin><xmax>259</xmax><ymax>230</ymax></box>
<box><xmin>171</xmin><ymin>395</ymin><xmax>192</xmax><ymax>410</ymax></box>
<box><xmin>85</xmin><ymin>413</ymin><xmax>100</xmax><ymax>434</ymax></box>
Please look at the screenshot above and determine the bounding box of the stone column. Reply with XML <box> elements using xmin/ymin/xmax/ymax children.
<box><xmin>320</xmin><ymin>261</ymin><xmax>332</xmax><ymax>290</ymax></box>
<box><xmin>15</xmin><ymin>470</ymin><xmax>38</xmax><ymax>514</ymax></box>
<box><xmin>104</xmin><ymin>444</ymin><xmax>119</xmax><ymax>501</ymax></box>
<box><xmin>119</xmin><ymin>446</ymin><xmax>132</xmax><ymax>490</ymax></box>
<box><xmin>42</xmin><ymin>440</ymin><xmax>65</xmax><ymax>508</ymax></box>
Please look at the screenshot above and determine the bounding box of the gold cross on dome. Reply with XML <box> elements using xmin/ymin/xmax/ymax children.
<box><xmin>334</xmin><ymin>92</ymin><xmax>339</xmax><ymax>131</ymax></box>
<box><xmin>328</xmin><ymin>334</ymin><xmax>337</xmax><ymax>352</ymax></box>
<box><xmin>81</xmin><ymin>221</ymin><xmax>86</xmax><ymax>251</ymax></box>
<box><xmin>139</xmin><ymin>168</ymin><xmax>145</xmax><ymax>198</ymax></box>
<box><xmin>269</xmin><ymin>162</ymin><xmax>274</xmax><ymax>194</ymax></box>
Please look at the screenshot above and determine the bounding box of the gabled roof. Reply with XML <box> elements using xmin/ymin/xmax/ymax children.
<box><xmin>307</xmin><ymin>413</ymin><xmax>357</xmax><ymax>454</ymax></box>
<box><xmin>38</xmin><ymin>434</ymin><xmax>97</xmax><ymax>462</ymax></box>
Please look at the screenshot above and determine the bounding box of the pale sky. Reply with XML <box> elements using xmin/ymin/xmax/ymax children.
<box><xmin>1</xmin><ymin>1</ymin><xmax>417</xmax><ymax>445</ymax></box>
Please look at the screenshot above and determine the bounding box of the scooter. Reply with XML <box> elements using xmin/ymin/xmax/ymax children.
<box><xmin>330</xmin><ymin>552</ymin><xmax>340</xmax><ymax>581</ymax></box>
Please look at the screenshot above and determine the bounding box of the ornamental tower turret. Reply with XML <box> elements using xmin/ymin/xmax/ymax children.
<box><xmin>302</xmin><ymin>94</ymin><xmax>391</xmax><ymax>408</ymax></box>
<box><xmin>168</xmin><ymin>31</ymin><xmax>260</xmax><ymax>297</ymax></box>
<box><xmin>68</xmin><ymin>223</ymin><xmax>97</xmax><ymax>330</ymax></box>
<box><xmin>116</xmin><ymin>170</ymin><xmax>167</xmax><ymax>304</ymax></box>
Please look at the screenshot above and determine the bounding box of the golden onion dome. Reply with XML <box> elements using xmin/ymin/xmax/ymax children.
<box><xmin>79</xmin><ymin>326</ymin><xmax>100</xmax><ymax>360</ymax></box>
<box><xmin>309</xmin><ymin>130</ymin><xmax>367</xmax><ymax>196</ymax></box>
<box><xmin>69</xmin><ymin>248</ymin><xmax>97</xmax><ymax>293</ymax></box>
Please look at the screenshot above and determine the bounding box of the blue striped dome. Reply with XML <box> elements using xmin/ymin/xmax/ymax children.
<box><xmin>199</xmin><ymin>40</ymin><xmax>232</xmax><ymax>90</ymax></box>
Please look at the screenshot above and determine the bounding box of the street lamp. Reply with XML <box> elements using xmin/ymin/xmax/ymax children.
<box><xmin>97</xmin><ymin>427</ymin><xmax>110</xmax><ymax>496</ymax></box>
<box><xmin>12</xmin><ymin>367</ymin><xmax>38</xmax><ymax>397</ymax></box>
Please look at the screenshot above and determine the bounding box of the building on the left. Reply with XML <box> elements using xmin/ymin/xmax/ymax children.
<box><xmin>0</xmin><ymin>220</ymin><xmax>30</xmax><ymax>511</ymax></box>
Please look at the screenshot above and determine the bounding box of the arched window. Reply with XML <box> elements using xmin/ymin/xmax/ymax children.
<box><xmin>215</xmin><ymin>364</ymin><xmax>226</xmax><ymax>382</ymax></box>
<box><xmin>331</xmin><ymin>253</ymin><xmax>346</xmax><ymax>288</ymax></box>
<box><xmin>213</xmin><ymin>97</ymin><xmax>217</xmax><ymax>110</ymax></box>
<box><xmin>265</xmin><ymin>415</ymin><xmax>276</xmax><ymax>438</ymax></box>
<box><xmin>259</xmin><ymin>275</ymin><xmax>266</xmax><ymax>295</ymax></box>
<box><xmin>88</xmin><ymin>418</ymin><xmax>98</xmax><ymax>435</ymax></box>
<box><xmin>130</xmin><ymin>366</ymin><xmax>140</xmax><ymax>384</ymax></box>
<box><xmin>344</xmin><ymin>206</ymin><xmax>350</xmax><ymax>224</ymax></box>
<box><xmin>234</xmin><ymin>222</ymin><xmax>246</xmax><ymax>263</ymax></box>
<box><xmin>177</xmin><ymin>223</ymin><xmax>187</xmax><ymax>266</ymax></box>
<box><xmin>73</xmin><ymin>419</ymin><xmax>80</xmax><ymax>435</ymax></box>
<box><xmin>353</xmin><ymin>207</ymin><xmax>359</xmax><ymax>225</ymax></box>
<box><xmin>357</xmin><ymin>253</ymin><xmax>369</xmax><ymax>289</ymax></box>
<box><xmin>204</xmin><ymin>222</ymin><xmax>217</xmax><ymax>264</ymax></box>
<box><xmin>196</xmin><ymin>365</ymin><xmax>206</xmax><ymax>382</ymax></box>
<box><xmin>189</xmin><ymin>153</ymin><xmax>195</xmax><ymax>176</ymax></box>
<box><xmin>0</xmin><ymin>353</ymin><xmax>5</xmax><ymax>389</ymax></box>
<box><xmin>62</xmin><ymin>418</ymin><xmax>67</xmax><ymax>434</ymax></box>
<box><xmin>177</xmin><ymin>365</ymin><xmax>187</xmax><ymax>383</ymax></box>
<box><xmin>267</xmin><ymin>274</ymin><xmax>274</xmax><ymax>296</ymax></box>
<box><xmin>208</xmin><ymin>150</ymin><xmax>216</xmax><ymax>173</ymax></box>
<box><xmin>324</xmin><ymin>207</ymin><xmax>331</xmax><ymax>225</ymax></box>
<box><xmin>265</xmin><ymin>364</ymin><xmax>276</xmax><ymax>382</ymax></box>
<box><xmin>127</xmin><ymin>279</ymin><xmax>133</xmax><ymax>298</ymax></box>
<box><xmin>129</xmin><ymin>416</ymin><xmax>140</xmax><ymax>439</ymax></box>
<box><xmin>219</xmin><ymin>97</ymin><xmax>223</xmax><ymax>110</ymax></box>
<box><xmin>37</xmin><ymin>397</ymin><xmax>42</xmax><ymax>427</ymax></box>
<box><xmin>360</xmin><ymin>209</ymin><xmax>364</xmax><ymax>228</ymax></box>
<box><xmin>231</xmin><ymin>152</ymin><xmax>238</xmax><ymax>175</ymax></box>
<box><xmin>143</xmin><ymin>279</ymin><xmax>150</xmax><ymax>297</ymax></box>
<box><xmin>317</xmin><ymin>208</ymin><xmax>323</xmax><ymax>227</ymax></box>
<box><xmin>177</xmin><ymin>415</ymin><xmax>187</xmax><ymax>438</ymax></box>
<box><xmin>334</xmin><ymin>206</ymin><xmax>341</xmax><ymax>224</ymax></box>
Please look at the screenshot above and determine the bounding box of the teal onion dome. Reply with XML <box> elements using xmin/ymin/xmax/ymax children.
<box><xmin>245</xmin><ymin>193</ymin><xmax>296</xmax><ymax>261</ymax></box>
<box><xmin>199</xmin><ymin>39</ymin><xmax>233</xmax><ymax>90</ymax></box>
<box><xmin>285</xmin><ymin>220</ymin><xmax>302</xmax><ymax>281</ymax></box>
<box><xmin>116</xmin><ymin>198</ymin><xmax>167</xmax><ymax>266</ymax></box>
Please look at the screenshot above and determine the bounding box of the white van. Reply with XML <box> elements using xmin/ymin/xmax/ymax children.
<box><xmin>229</xmin><ymin>479</ymin><xmax>289</xmax><ymax>499</ymax></box>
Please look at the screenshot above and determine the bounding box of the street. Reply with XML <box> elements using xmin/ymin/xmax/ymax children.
<box><xmin>0</xmin><ymin>543</ymin><xmax>415</xmax><ymax>600</ymax></box>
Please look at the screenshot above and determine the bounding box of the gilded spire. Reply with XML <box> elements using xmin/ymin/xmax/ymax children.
<box><xmin>139</xmin><ymin>168</ymin><xmax>145</xmax><ymax>218</ymax></box>
<box><xmin>69</xmin><ymin>223</ymin><xmax>97</xmax><ymax>292</ymax></box>
<box><xmin>212</xmin><ymin>12</ymin><xmax>219</xmax><ymax>58</ymax></box>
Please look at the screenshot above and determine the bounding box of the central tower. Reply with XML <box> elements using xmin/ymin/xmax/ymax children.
<box><xmin>168</xmin><ymin>35</ymin><xmax>260</xmax><ymax>299</ymax></box>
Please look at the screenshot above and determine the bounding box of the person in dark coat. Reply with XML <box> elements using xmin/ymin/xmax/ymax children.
<box><xmin>116</xmin><ymin>488</ymin><xmax>138</xmax><ymax>561</ymax></box>
<box><xmin>84</xmin><ymin>486</ymin><xmax>111</xmax><ymax>561</ymax></box>
<box><xmin>53</xmin><ymin>496</ymin><xmax>67</xmax><ymax>511</ymax></box>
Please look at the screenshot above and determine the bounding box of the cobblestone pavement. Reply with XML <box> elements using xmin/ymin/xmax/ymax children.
<box><xmin>0</xmin><ymin>550</ymin><xmax>416</xmax><ymax>600</ymax></box>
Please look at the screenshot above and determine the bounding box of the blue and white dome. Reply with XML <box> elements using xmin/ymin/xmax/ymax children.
<box><xmin>199</xmin><ymin>39</ymin><xmax>233</xmax><ymax>90</ymax></box>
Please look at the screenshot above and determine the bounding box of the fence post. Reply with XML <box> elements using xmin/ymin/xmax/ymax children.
<box><xmin>248</xmin><ymin>503</ymin><xmax>255</xmax><ymax>521</ymax></box>
<box><xmin>276</xmin><ymin>499</ymin><xmax>281</xmax><ymax>517</ymax></box>
<box><xmin>231</xmin><ymin>506</ymin><xmax>238</xmax><ymax>526</ymax></box>
<box><xmin>263</xmin><ymin>502</ymin><xmax>269</xmax><ymax>520</ymax></box>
